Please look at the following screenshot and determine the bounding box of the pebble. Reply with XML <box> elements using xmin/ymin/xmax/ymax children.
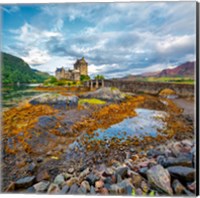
<box><xmin>95</xmin><ymin>180</ymin><xmax>104</xmax><ymax>189</ymax></box>
<box><xmin>54</xmin><ymin>174</ymin><xmax>65</xmax><ymax>186</ymax></box>
<box><xmin>86</xmin><ymin>173</ymin><xmax>100</xmax><ymax>185</ymax></box>
<box><xmin>68</xmin><ymin>167</ymin><xmax>75</xmax><ymax>174</ymax></box>
<box><xmin>115</xmin><ymin>166</ymin><xmax>128</xmax><ymax>179</ymax></box>
<box><xmin>80</xmin><ymin>180</ymin><xmax>90</xmax><ymax>192</ymax></box>
<box><xmin>33</xmin><ymin>181</ymin><xmax>50</xmax><ymax>192</ymax></box>
<box><xmin>47</xmin><ymin>183</ymin><xmax>60</xmax><ymax>194</ymax></box>
<box><xmin>36</xmin><ymin>170</ymin><xmax>50</xmax><ymax>182</ymax></box>
<box><xmin>15</xmin><ymin>176</ymin><xmax>36</xmax><ymax>189</ymax></box>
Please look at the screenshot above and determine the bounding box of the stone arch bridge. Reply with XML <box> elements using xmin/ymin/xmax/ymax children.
<box><xmin>84</xmin><ymin>79</ymin><xmax>194</xmax><ymax>97</ymax></box>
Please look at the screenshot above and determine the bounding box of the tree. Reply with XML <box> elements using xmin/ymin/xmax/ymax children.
<box><xmin>80</xmin><ymin>75</ymin><xmax>90</xmax><ymax>82</ymax></box>
<box><xmin>94</xmin><ymin>75</ymin><xmax>105</xmax><ymax>80</ymax></box>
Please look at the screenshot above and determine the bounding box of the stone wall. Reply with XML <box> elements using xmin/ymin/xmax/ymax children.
<box><xmin>104</xmin><ymin>80</ymin><xmax>195</xmax><ymax>97</ymax></box>
<box><xmin>85</xmin><ymin>80</ymin><xmax>195</xmax><ymax>97</ymax></box>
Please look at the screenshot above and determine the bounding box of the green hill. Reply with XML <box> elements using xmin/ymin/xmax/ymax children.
<box><xmin>2</xmin><ymin>52</ymin><xmax>50</xmax><ymax>84</ymax></box>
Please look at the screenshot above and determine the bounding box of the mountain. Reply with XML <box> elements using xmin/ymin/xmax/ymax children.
<box><xmin>2</xmin><ymin>52</ymin><xmax>50</xmax><ymax>84</ymax></box>
<box><xmin>143</xmin><ymin>61</ymin><xmax>195</xmax><ymax>77</ymax></box>
<box><xmin>156</xmin><ymin>61</ymin><xmax>195</xmax><ymax>77</ymax></box>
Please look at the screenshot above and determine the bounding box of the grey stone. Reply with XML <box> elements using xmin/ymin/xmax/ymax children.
<box><xmin>15</xmin><ymin>176</ymin><xmax>36</xmax><ymax>189</ymax></box>
<box><xmin>33</xmin><ymin>181</ymin><xmax>50</xmax><ymax>192</ymax></box>
<box><xmin>54</xmin><ymin>174</ymin><xmax>65</xmax><ymax>185</ymax></box>
<box><xmin>59</xmin><ymin>185</ymin><xmax>70</xmax><ymax>194</ymax></box>
<box><xmin>167</xmin><ymin>166</ymin><xmax>195</xmax><ymax>182</ymax></box>
<box><xmin>80</xmin><ymin>180</ymin><xmax>90</xmax><ymax>192</ymax></box>
<box><xmin>147</xmin><ymin>165</ymin><xmax>173</xmax><ymax>195</ymax></box>
<box><xmin>86</xmin><ymin>173</ymin><xmax>100</xmax><ymax>185</ymax></box>
<box><xmin>68</xmin><ymin>184</ymin><xmax>79</xmax><ymax>194</ymax></box>
<box><xmin>115</xmin><ymin>166</ymin><xmax>128</xmax><ymax>179</ymax></box>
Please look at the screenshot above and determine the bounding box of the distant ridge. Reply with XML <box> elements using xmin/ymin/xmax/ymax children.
<box><xmin>2</xmin><ymin>52</ymin><xmax>50</xmax><ymax>84</ymax></box>
<box><xmin>122</xmin><ymin>61</ymin><xmax>195</xmax><ymax>80</ymax></box>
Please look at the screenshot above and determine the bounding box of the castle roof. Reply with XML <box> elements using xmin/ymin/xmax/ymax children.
<box><xmin>56</xmin><ymin>68</ymin><xmax>63</xmax><ymax>72</ymax></box>
<box><xmin>75</xmin><ymin>57</ymin><xmax>88</xmax><ymax>65</ymax></box>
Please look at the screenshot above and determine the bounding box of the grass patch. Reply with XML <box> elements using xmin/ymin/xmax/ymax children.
<box><xmin>79</xmin><ymin>98</ymin><xmax>106</xmax><ymax>105</ymax></box>
<box><xmin>136</xmin><ymin>76</ymin><xmax>194</xmax><ymax>84</ymax></box>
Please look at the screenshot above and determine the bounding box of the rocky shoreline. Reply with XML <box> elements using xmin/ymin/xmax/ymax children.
<box><xmin>5</xmin><ymin>138</ymin><xmax>196</xmax><ymax>195</ymax></box>
<box><xmin>2</xmin><ymin>87</ymin><xmax>196</xmax><ymax>195</ymax></box>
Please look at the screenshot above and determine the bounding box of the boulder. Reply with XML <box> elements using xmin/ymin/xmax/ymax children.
<box><xmin>147</xmin><ymin>165</ymin><xmax>173</xmax><ymax>195</ymax></box>
<box><xmin>82</xmin><ymin>87</ymin><xmax>126</xmax><ymax>102</ymax></box>
<box><xmin>162</xmin><ymin>156</ymin><xmax>193</xmax><ymax>168</ymax></box>
<box><xmin>167</xmin><ymin>166</ymin><xmax>195</xmax><ymax>182</ymax></box>
<box><xmin>29</xmin><ymin>93</ymin><xmax>79</xmax><ymax>109</ymax></box>
<box><xmin>15</xmin><ymin>176</ymin><xmax>36</xmax><ymax>189</ymax></box>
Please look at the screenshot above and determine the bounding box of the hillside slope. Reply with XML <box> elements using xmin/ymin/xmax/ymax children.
<box><xmin>2</xmin><ymin>52</ymin><xmax>50</xmax><ymax>84</ymax></box>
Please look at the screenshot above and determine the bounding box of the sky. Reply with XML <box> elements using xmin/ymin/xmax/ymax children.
<box><xmin>1</xmin><ymin>2</ymin><xmax>196</xmax><ymax>78</ymax></box>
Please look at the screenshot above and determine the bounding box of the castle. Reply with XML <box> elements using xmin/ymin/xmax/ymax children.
<box><xmin>55</xmin><ymin>57</ymin><xmax>88</xmax><ymax>81</ymax></box>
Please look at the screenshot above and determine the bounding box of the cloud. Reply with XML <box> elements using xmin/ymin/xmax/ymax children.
<box><xmin>2</xmin><ymin>6</ymin><xmax>20</xmax><ymax>14</ymax></box>
<box><xmin>3</xmin><ymin>2</ymin><xmax>196</xmax><ymax>78</ymax></box>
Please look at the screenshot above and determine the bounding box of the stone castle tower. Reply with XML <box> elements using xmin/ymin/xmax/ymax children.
<box><xmin>55</xmin><ymin>57</ymin><xmax>88</xmax><ymax>81</ymax></box>
<box><xmin>74</xmin><ymin>57</ymin><xmax>88</xmax><ymax>76</ymax></box>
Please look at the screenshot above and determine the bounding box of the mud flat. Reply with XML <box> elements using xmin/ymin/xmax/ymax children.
<box><xmin>2</xmin><ymin>88</ymin><xmax>195</xmax><ymax>195</ymax></box>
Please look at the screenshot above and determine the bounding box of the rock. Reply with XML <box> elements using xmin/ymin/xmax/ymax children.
<box><xmin>68</xmin><ymin>167</ymin><xmax>75</xmax><ymax>174</ymax></box>
<box><xmin>29</xmin><ymin>93</ymin><xmax>79</xmax><ymax>109</ymax></box>
<box><xmin>37</xmin><ymin>157</ymin><xmax>43</xmax><ymax>163</ymax></box>
<box><xmin>80</xmin><ymin>180</ymin><xmax>90</xmax><ymax>192</ymax></box>
<box><xmin>172</xmin><ymin>179</ymin><xmax>186</xmax><ymax>195</ymax></box>
<box><xmin>90</xmin><ymin>186</ymin><xmax>96</xmax><ymax>194</ymax></box>
<box><xmin>138</xmin><ymin>167</ymin><xmax>148</xmax><ymax>178</ymax></box>
<box><xmin>128</xmin><ymin>170</ymin><xmax>143</xmax><ymax>188</ymax></box>
<box><xmin>136</xmin><ymin>188</ymin><xmax>143</xmax><ymax>195</ymax></box>
<box><xmin>170</xmin><ymin>142</ymin><xmax>182</xmax><ymax>157</ymax></box>
<box><xmin>147</xmin><ymin>149</ymin><xmax>164</xmax><ymax>158</ymax></box>
<box><xmin>181</xmin><ymin>139</ymin><xmax>193</xmax><ymax>147</ymax></box>
<box><xmin>187</xmin><ymin>181</ymin><xmax>196</xmax><ymax>192</ymax></box>
<box><xmin>124</xmin><ymin>159</ymin><xmax>134</xmax><ymax>170</ymax></box>
<box><xmin>33</xmin><ymin>181</ymin><xmax>50</xmax><ymax>192</ymax></box>
<box><xmin>86</xmin><ymin>173</ymin><xmax>100</xmax><ymax>185</ymax></box>
<box><xmin>26</xmin><ymin>186</ymin><xmax>36</xmax><ymax>193</ymax></box>
<box><xmin>36</xmin><ymin>170</ymin><xmax>50</xmax><ymax>182</ymax></box>
<box><xmin>5</xmin><ymin>182</ymin><xmax>15</xmax><ymax>192</ymax></box>
<box><xmin>102</xmin><ymin>167</ymin><xmax>114</xmax><ymax>177</ymax></box>
<box><xmin>37</xmin><ymin>116</ymin><xmax>57</xmax><ymax>130</ymax></box>
<box><xmin>100</xmin><ymin>187</ymin><xmax>109</xmax><ymax>195</ymax></box>
<box><xmin>110</xmin><ymin>179</ymin><xmax>133</xmax><ymax>195</ymax></box>
<box><xmin>79</xmin><ymin>167</ymin><xmax>90</xmax><ymax>180</ymax></box>
<box><xmin>66</xmin><ymin>177</ymin><xmax>79</xmax><ymax>187</ymax></box>
<box><xmin>54</xmin><ymin>174</ymin><xmax>65</xmax><ymax>186</ymax></box>
<box><xmin>147</xmin><ymin>165</ymin><xmax>173</xmax><ymax>195</ymax></box>
<box><xmin>59</xmin><ymin>185</ymin><xmax>70</xmax><ymax>194</ymax></box>
<box><xmin>115</xmin><ymin>166</ymin><xmax>128</xmax><ymax>179</ymax></box>
<box><xmin>141</xmin><ymin>181</ymin><xmax>149</xmax><ymax>193</ymax></box>
<box><xmin>162</xmin><ymin>156</ymin><xmax>193</xmax><ymax>168</ymax></box>
<box><xmin>82</xmin><ymin>87</ymin><xmax>126</xmax><ymax>102</ymax></box>
<box><xmin>167</xmin><ymin>166</ymin><xmax>195</xmax><ymax>182</ymax></box>
<box><xmin>47</xmin><ymin>183</ymin><xmax>60</xmax><ymax>194</ymax></box>
<box><xmin>68</xmin><ymin>183</ymin><xmax>79</xmax><ymax>194</ymax></box>
<box><xmin>77</xmin><ymin>186</ymin><xmax>87</xmax><ymax>194</ymax></box>
<box><xmin>15</xmin><ymin>176</ymin><xmax>36</xmax><ymax>189</ymax></box>
<box><xmin>95</xmin><ymin>180</ymin><xmax>104</xmax><ymax>189</ymax></box>
<box><xmin>27</xmin><ymin>162</ymin><xmax>37</xmax><ymax>173</ymax></box>
<box><xmin>116</xmin><ymin>174</ymin><xmax>122</xmax><ymax>183</ymax></box>
<box><xmin>63</xmin><ymin>173</ymin><xmax>72</xmax><ymax>180</ymax></box>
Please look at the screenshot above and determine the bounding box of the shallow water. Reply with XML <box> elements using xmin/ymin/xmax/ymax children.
<box><xmin>91</xmin><ymin>108</ymin><xmax>167</xmax><ymax>141</ymax></box>
<box><xmin>67</xmin><ymin>108</ymin><xmax>168</xmax><ymax>157</ymax></box>
<box><xmin>2</xmin><ymin>84</ymin><xmax>44</xmax><ymax>109</ymax></box>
